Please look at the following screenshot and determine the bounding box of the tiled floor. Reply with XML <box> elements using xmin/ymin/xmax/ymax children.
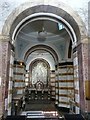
<box><xmin>20</xmin><ymin>99</ymin><xmax>64</xmax><ymax>119</ymax></box>
<box><xmin>25</xmin><ymin>99</ymin><xmax>56</xmax><ymax>111</ymax></box>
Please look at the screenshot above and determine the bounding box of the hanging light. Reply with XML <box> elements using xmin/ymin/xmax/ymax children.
<box><xmin>37</xmin><ymin>27</ymin><xmax>47</xmax><ymax>41</ymax></box>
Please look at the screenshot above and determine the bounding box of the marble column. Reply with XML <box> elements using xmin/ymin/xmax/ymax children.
<box><xmin>77</xmin><ymin>42</ymin><xmax>88</xmax><ymax>115</ymax></box>
<box><xmin>55</xmin><ymin>65</ymin><xmax>59</xmax><ymax>105</ymax></box>
<box><xmin>73</xmin><ymin>50</ymin><xmax>80</xmax><ymax>114</ymax></box>
<box><xmin>0</xmin><ymin>35</ymin><xmax>11</xmax><ymax>118</ymax></box>
<box><xmin>25</xmin><ymin>71</ymin><xmax>30</xmax><ymax>86</ymax></box>
<box><xmin>13</xmin><ymin>61</ymin><xmax>25</xmax><ymax>95</ymax></box>
<box><xmin>50</xmin><ymin>70</ymin><xmax>55</xmax><ymax>99</ymax></box>
<box><xmin>7</xmin><ymin>49</ymin><xmax>15</xmax><ymax>115</ymax></box>
<box><xmin>86</xmin><ymin>37</ymin><xmax>90</xmax><ymax>119</ymax></box>
<box><xmin>57</xmin><ymin>62</ymin><xmax>74</xmax><ymax>109</ymax></box>
<box><xmin>0</xmin><ymin>38</ymin><xmax>3</xmax><ymax>119</ymax></box>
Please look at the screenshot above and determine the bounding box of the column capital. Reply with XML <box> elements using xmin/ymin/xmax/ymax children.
<box><xmin>0</xmin><ymin>34</ymin><xmax>10</xmax><ymax>42</ymax></box>
<box><xmin>81</xmin><ymin>36</ymin><xmax>88</xmax><ymax>44</ymax></box>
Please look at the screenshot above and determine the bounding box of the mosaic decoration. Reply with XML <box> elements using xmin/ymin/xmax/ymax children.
<box><xmin>31</xmin><ymin>61</ymin><xmax>48</xmax><ymax>85</ymax></box>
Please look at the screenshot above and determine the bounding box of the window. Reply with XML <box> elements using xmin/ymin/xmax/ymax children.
<box><xmin>58</xmin><ymin>23</ymin><xmax>64</xmax><ymax>30</ymax></box>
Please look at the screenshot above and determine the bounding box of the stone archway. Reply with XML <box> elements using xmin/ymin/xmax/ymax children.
<box><xmin>0</xmin><ymin>0</ymin><xmax>88</xmax><ymax>118</ymax></box>
<box><xmin>24</xmin><ymin>44</ymin><xmax>59</xmax><ymax>64</ymax></box>
<box><xmin>1</xmin><ymin>1</ymin><xmax>87</xmax><ymax>41</ymax></box>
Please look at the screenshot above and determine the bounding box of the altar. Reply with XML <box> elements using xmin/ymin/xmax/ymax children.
<box><xmin>25</xmin><ymin>80</ymin><xmax>51</xmax><ymax>100</ymax></box>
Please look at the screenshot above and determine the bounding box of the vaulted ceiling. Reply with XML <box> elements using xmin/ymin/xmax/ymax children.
<box><xmin>15</xmin><ymin>19</ymin><xmax>72</xmax><ymax>70</ymax></box>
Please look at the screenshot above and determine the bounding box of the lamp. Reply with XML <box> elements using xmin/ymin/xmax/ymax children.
<box><xmin>37</xmin><ymin>27</ymin><xmax>47</xmax><ymax>41</ymax></box>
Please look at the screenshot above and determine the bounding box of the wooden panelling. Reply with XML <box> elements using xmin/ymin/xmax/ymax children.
<box><xmin>59</xmin><ymin>80</ymin><xmax>74</xmax><ymax>82</ymax></box>
<box><xmin>14</xmin><ymin>80</ymin><xmax>25</xmax><ymax>82</ymax></box>
<box><xmin>13</xmin><ymin>65</ymin><xmax>24</xmax><ymax>68</ymax></box>
<box><xmin>59</xmin><ymin>94</ymin><xmax>74</xmax><ymax>99</ymax></box>
<box><xmin>58</xmin><ymin>101</ymin><xmax>69</xmax><ymax>105</ymax></box>
<box><xmin>55</xmin><ymin>80</ymin><xmax>58</xmax><ymax>82</ymax></box>
<box><xmin>59</xmin><ymin>87</ymin><xmax>74</xmax><ymax>90</ymax></box>
<box><xmin>58</xmin><ymin>73</ymin><xmax>73</xmax><ymax>76</ymax></box>
<box><xmin>58</xmin><ymin>66</ymin><xmax>73</xmax><ymax>69</ymax></box>
<box><xmin>51</xmin><ymin>81</ymin><xmax>55</xmax><ymax>83</ymax></box>
<box><xmin>13</xmin><ymin>72</ymin><xmax>24</xmax><ymax>75</ymax></box>
<box><xmin>55</xmin><ymin>87</ymin><xmax>58</xmax><ymax>89</ymax></box>
<box><xmin>14</xmin><ymin>87</ymin><xmax>25</xmax><ymax>90</ymax></box>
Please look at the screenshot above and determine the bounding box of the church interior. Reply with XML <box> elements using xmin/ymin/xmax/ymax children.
<box><xmin>0</xmin><ymin>0</ymin><xmax>90</xmax><ymax>120</ymax></box>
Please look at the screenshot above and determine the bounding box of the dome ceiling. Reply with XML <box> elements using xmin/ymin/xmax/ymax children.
<box><xmin>17</xmin><ymin>20</ymin><xmax>68</xmax><ymax>42</ymax></box>
<box><xmin>15</xmin><ymin>19</ymin><xmax>71</xmax><ymax>64</ymax></box>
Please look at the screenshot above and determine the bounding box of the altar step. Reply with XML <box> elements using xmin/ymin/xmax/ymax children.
<box><xmin>5</xmin><ymin>113</ymin><xmax>85</xmax><ymax>120</ymax></box>
<box><xmin>64</xmin><ymin>114</ymin><xmax>85</xmax><ymax>120</ymax></box>
<box><xmin>5</xmin><ymin>112</ymin><xmax>63</xmax><ymax>120</ymax></box>
<box><xmin>5</xmin><ymin>116</ymin><xmax>62</xmax><ymax>120</ymax></box>
<box><xmin>21</xmin><ymin>111</ymin><xmax>61</xmax><ymax>119</ymax></box>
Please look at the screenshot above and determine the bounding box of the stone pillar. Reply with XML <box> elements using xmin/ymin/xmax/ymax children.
<box><xmin>0</xmin><ymin>35</ymin><xmax>11</xmax><ymax>118</ymax></box>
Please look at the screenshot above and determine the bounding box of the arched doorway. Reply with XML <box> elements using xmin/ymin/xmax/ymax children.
<box><xmin>1</xmin><ymin>1</ymin><xmax>88</xmax><ymax>118</ymax></box>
